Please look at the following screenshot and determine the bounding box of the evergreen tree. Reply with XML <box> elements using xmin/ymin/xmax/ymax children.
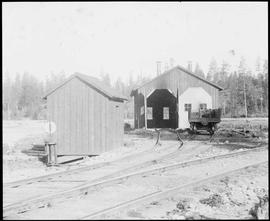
<box><xmin>3</xmin><ymin>72</ymin><xmax>12</xmax><ymax>119</ymax></box>
<box><xmin>194</xmin><ymin>63</ymin><xmax>205</xmax><ymax>78</ymax></box>
<box><xmin>262</xmin><ymin>59</ymin><xmax>268</xmax><ymax>112</ymax></box>
<box><xmin>237</xmin><ymin>57</ymin><xmax>248</xmax><ymax>116</ymax></box>
<box><xmin>10</xmin><ymin>73</ymin><xmax>22</xmax><ymax>118</ymax></box>
<box><xmin>100</xmin><ymin>72</ymin><xmax>111</xmax><ymax>87</ymax></box>
<box><xmin>207</xmin><ymin>58</ymin><xmax>218</xmax><ymax>82</ymax></box>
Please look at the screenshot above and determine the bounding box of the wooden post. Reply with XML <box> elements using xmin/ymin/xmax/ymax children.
<box><xmin>48</xmin><ymin>143</ymin><xmax>57</xmax><ymax>165</ymax></box>
<box><xmin>51</xmin><ymin>143</ymin><xmax>57</xmax><ymax>164</ymax></box>
<box><xmin>45</xmin><ymin>142</ymin><xmax>50</xmax><ymax>165</ymax></box>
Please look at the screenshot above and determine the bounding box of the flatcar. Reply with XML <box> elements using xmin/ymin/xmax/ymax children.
<box><xmin>189</xmin><ymin>108</ymin><xmax>222</xmax><ymax>135</ymax></box>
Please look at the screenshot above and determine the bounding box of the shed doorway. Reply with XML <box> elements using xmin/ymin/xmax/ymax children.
<box><xmin>146</xmin><ymin>89</ymin><xmax>178</xmax><ymax>129</ymax></box>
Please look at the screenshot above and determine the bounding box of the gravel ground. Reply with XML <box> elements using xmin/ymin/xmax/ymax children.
<box><xmin>3</xmin><ymin>119</ymin><xmax>268</xmax><ymax>219</ymax></box>
<box><xmin>3</xmin><ymin>134</ymin><xmax>172</xmax><ymax>183</ymax></box>
<box><xmin>114</xmin><ymin>162</ymin><xmax>268</xmax><ymax>220</ymax></box>
<box><xmin>3</xmin><ymin>119</ymin><xmax>267</xmax><ymax>183</ymax></box>
<box><xmin>6</xmin><ymin>149</ymin><xmax>268</xmax><ymax>219</ymax></box>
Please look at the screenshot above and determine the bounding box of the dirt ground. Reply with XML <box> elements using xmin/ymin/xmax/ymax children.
<box><xmin>119</xmin><ymin>162</ymin><xmax>268</xmax><ymax>220</ymax></box>
<box><xmin>2</xmin><ymin>119</ymin><xmax>269</xmax><ymax>219</ymax></box>
<box><xmin>6</xmin><ymin>147</ymin><xmax>268</xmax><ymax>220</ymax></box>
<box><xmin>2</xmin><ymin>118</ymin><xmax>268</xmax><ymax>183</ymax></box>
<box><xmin>3</xmin><ymin>119</ymin><xmax>182</xmax><ymax>183</ymax></box>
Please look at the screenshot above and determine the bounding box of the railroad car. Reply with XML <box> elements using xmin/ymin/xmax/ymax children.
<box><xmin>189</xmin><ymin>107</ymin><xmax>222</xmax><ymax>135</ymax></box>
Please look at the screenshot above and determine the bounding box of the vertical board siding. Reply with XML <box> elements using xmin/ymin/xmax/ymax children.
<box><xmin>138</xmin><ymin>69</ymin><xmax>219</xmax><ymax>102</ymax></box>
<box><xmin>104</xmin><ymin>99</ymin><xmax>108</xmax><ymax>152</ymax></box>
<box><xmin>47</xmin><ymin>77</ymin><xmax>124</xmax><ymax>155</ymax></box>
<box><xmin>98</xmin><ymin>93</ymin><xmax>102</xmax><ymax>153</ymax></box>
<box><xmin>94</xmin><ymin>91</ymin><xmax>99</xmax><ymax>153</ymax></box>
<box><xmin>109</xmin><ymin>100</ymin><xmax>123</xmax><ymax>149</ymax></box>
<box><xmin>110</xmin><ymin>102</ymin><xmax>114</xmax><ymax>150</ymax></box>
<box><xmin>88</xmin><ymin>87</ymin><xmax>95</xmax><ymax>152</ymax></box>
<box><xmin>101</xmin><ymin>96</ymin><xmax>105</xmax><ymax>153</ymax></box>
<box><xmin>63</xmin><ymin>84</ymin><xmax>69</xmax><ymax>153</ymax></box>
<box><xmin>102</xmin><ymin>97</ymin><xmax>106</xmax><ymax>152</ymax></box>
<box><xmin>82</xmin><ymin>83</ymin><xmax>88</xmax><ymax>154</ymax></box>
<box><xmin>66</xmin><ymin>82</ymin><xmax>71</xmax><ymax>154</ymax></box>
<box><xmin>53</xmin><ymin>93</ymin><xmax>58</xmax><ymax>146</ymax></box>
<box><xmin>74</xmin><ymin>79</ymin><xmax>79</xmax><ymax>154</ymax></box>
<box><xmin>70</xmin><ymin>80</ymin><xmax>75</xmax><ymax>154</ymax></box>
<box><xmin>135</xmin><ymin>68</ymin><xmax>220</xmax><ymax>128</ymax></box>
<box><xmin>75</xmin><ymin>79</ymin><xmax>80</xmax><ymax>154</ymax></box>
<box><xmin>108</xmin><ymin>101</ymin><xmax>114</xmax><ymax>150</ymax></box>
<box><xmin>57</xmin><ymin>88</ymin><xmax>63</xmax><ymax>155</ymax></box>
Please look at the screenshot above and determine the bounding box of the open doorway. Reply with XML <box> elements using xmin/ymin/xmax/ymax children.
<box><xmin>146</xmin><ymin>89</ymin><xmax>178</xmax><ymax>129</ymax></box>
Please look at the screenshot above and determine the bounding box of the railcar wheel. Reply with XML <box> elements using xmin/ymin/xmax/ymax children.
<box><xmin>190</xmin><ymin>123</ymin><xmax>194</xmax><ymax>131</ymax></box>
<box><xmin>207</xmin><ymin>123</ymin><xmax>215</xmax><ymax>135</ymax></box>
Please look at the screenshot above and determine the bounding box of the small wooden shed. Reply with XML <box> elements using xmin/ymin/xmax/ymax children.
<box><xmin>131</xmin><ymin>65</ymin><xmax>223</xmax><ymax>130</ymax></box>
<box><xmin>43</xmin><ymin>73</ymin><xmax>127</xmax><ymax>156</ymax></box>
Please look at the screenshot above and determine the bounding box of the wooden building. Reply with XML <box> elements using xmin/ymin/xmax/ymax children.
<box><xmin>131</xmin><ymin>65</ymin><xmax>223</xmax><ymax>129</ymax></box>
<box><xmin>43</xmin><ymin>73</ymin><xmax>127</xmax><ymax>156</ymax></box>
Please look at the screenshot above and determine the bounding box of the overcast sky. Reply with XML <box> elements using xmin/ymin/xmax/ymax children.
<box><xmin>3</xmin><ymin>2</ymin><xmax>268</xmax><ymax>83</ymax></box>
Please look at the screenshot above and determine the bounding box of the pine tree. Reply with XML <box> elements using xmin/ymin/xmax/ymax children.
<box><xmin>194</xmin><ymin>63</ymin><xmax>205</xmax><ymax>78</ymax></box>
<box><xmin>237</xmin><ymin>57</ymin><xmax>248</xmax><ymax>117</ymax></box>
<box><xmin>207</xmin><ymin>58</ymin><xmax>218</xmax><ymax>82</ymax></box>
<box><xmin>3</xmin><ymin>72</ymin><xmax>12</xmax><ymax>119</ymax></box>
<box><xmin>114</xmin><ymin>77</ymin><xmax>125</xmax><ymax>95</ymax></box>
<box><xmin>262</xmin><ymin>59</ymin><xmax>268</xmax><ymax>112</ymax></box>
<box><xmin>11</xmin><ymin>73</ymin><xmax>22</xmax><ymax>118</ymax></box>
<box><xmin>100</xmin><ymin>72</ymin><xmax>111</xmax><ymax>87</ymax></box>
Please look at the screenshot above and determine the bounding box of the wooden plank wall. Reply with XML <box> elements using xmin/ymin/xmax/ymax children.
<box><xmin>133</xmin><ymin>92</ymin><xmax>145</xmax><ymax>129</ymax></box>
<box><xmin>135</xmin><ymin>68</ymin><xmax>220</xmax><ymax>128</ymax></box>
<box><xmin>47</xmin><ymin>77</ymin><xmax>124</xmax><ymax>155</ymax></box>
<box><xmin>138</xmin><ymin>68</ymin><xmax>220</xmax><ymax>107</ymax></box>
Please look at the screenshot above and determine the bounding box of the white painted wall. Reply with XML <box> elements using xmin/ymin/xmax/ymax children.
<box><xmin>178</xmin><ymin>87</ymin><xmax>212</xmax><ymax>129</ymax></box>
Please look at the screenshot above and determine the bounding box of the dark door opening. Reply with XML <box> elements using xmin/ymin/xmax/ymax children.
<box><xmin>147</xmin><ymin>89</ymin><xmax>178</xmax><ymax>129</ymax></box>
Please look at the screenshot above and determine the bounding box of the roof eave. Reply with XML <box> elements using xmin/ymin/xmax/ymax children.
<box><xmin>176</xmin><ymin>66</ymin><xmax>223</xmax><ymax>91</ymax></box>
<box><xmin>111</xmin><ymin>96</ymin><xmax>128</xmax><ymax>102</ymax></box>
<box><xmin>43</xmin><ymin>75</ymin><xmax>75</xmax><ymax>99</ymax></box>
<box><xmin>133</xmin><ymin>65</ymin><xmax>223</xmax><ymax>91</ymax></box>
<box><xmin>43</xmin><ymin>73</ymin><xmax>128</xmax><ymax>101</ymax></box>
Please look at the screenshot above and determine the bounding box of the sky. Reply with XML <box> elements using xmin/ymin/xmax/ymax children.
<box><xmin>2</xmin><ymin>2</ymin><xmax>268</xmax><ymax>83</ymax></box>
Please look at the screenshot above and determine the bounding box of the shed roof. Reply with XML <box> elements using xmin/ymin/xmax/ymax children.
<box><xmin>43</xmin><ymin>72</ymin><xmax>128</xmax><ymax>101</ymax></box>
<box><xmin>131</xmin><ymin>65</ymin><xmax>223</xmax><ymax>96</ymax></box>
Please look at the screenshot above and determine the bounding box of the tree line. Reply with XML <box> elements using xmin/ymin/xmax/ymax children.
<box><xmin>3</xmin><ymin>72</ymin><xmax>67</xmax><ymax>120</ymax></box>
<box><xmin>2</xmin><ymin>57</ymin><xmax>268</xmax><ymax>120</ymax></box>
<box><xmin>204</xmin><ymin>57</ymin><xmax>268</xmax><ymax>117</ymax></box>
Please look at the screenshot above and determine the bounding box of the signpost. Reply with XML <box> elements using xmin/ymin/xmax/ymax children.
<box><xmin>44</xmin><ymin>121</ymin><xmax>57</xmax><ymax>166</ymax></box>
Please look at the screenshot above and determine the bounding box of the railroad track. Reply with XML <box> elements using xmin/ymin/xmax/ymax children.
<box><xmin>4</xmin><ymin>140</ymin><xmax>208</xmax><ymax>190</ymax></box>
<box><xmin>82</xmin><ymin>161</ymin><xmax>268</xmax><ymax>220</ymax></box>
<box><xmin>4</xmin><ymin>141</ymin><xmax>180</xmax><ymax>188</ymax></box>
<box><xmin>3</xmin><ymin>145</ymin><xmax>267</xmax><ymax>219</ymax></box>
<box><xmin>3</xmin><ymin>141</ymin><xmax>206</xmax><ymax>212</ymax></box>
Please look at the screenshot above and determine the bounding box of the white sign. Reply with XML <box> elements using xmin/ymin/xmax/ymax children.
<box><xmin>44</xmin><ymin>121</ymin><xmax>56</xmax><ymax>134</ymax></box>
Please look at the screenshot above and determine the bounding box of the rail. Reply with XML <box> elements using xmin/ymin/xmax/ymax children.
<box><xmin>80</xmin><ymin>161</ymin><xmax>268</xmax><ymax>219</ymax></box>
<box><xmin>3</xmin><ymin>145</ymin><xmax>267</xmax><ymax>217</ymax></box>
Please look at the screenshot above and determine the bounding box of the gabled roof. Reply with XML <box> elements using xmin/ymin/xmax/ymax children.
<box><xmin>43</xmin><ymin>72</ymin><xmax>128</xmax><ymax>101</ymax></box>
<box><xmin>131</xmin><ymin>65</ymin><xmax>223</xmax><ymax>95</ymax></box>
